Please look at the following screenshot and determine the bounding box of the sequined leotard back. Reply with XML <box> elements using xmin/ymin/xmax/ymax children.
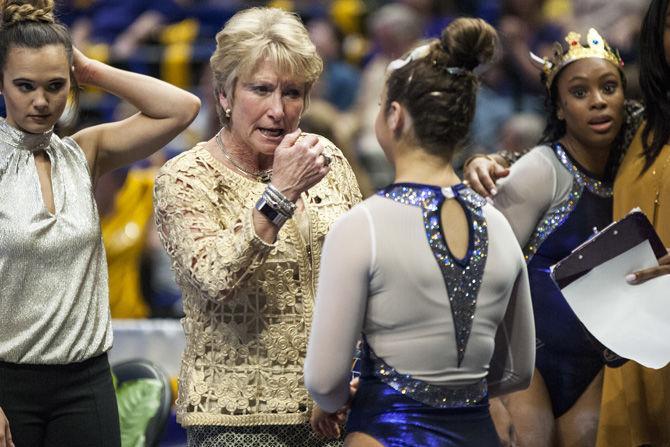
<box><xmin>305</xmin><ymin>183</ymin><xmax>535</xmax><ymax>447</ymax></box>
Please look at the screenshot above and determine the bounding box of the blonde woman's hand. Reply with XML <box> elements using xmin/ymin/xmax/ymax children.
<box><xmin>271</xmin><ymin>129</ymin><xmax>331</xmax><ymax>202</ymax></box>
<box><xmin>0</xmin><ymin>407</ymin><xmax>14</xmax><ymax>447</ymax></box>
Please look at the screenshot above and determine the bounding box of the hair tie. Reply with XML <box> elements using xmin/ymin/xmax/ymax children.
<box><xmin>430</xmin><ymin>59</ymin><xmax>469</xmax><ymax>76</ymax></box>
<box><xmin>445</xmin><ymin>66</ymin><xmax>468</xmax><ymax>76</ymax></box>
<box><xmin>386</xmin><ymin>44</ymin><xmax>431</xmax><ymax>73</ymax></box>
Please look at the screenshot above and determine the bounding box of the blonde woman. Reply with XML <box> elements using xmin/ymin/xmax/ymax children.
<box><xmin>153</xmin><ymin>7</ymin><xmax>361</xmax><ymax>447</ymax></box>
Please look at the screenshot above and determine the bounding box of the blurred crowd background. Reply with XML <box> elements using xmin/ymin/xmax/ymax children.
<box><xmin>1</xmin><ymin>0</ymin><xmax>649</xmax><ymax>321</ymax></box>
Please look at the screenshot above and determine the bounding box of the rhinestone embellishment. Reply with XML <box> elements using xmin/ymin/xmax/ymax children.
<box><xmin>379</xmin><ymin>183</ymin><xmax>488</xmax><ymax>367</ymax></box>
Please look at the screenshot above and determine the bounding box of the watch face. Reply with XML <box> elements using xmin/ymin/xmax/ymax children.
<box><xmin>256</xmin><ymin>197</ymin><xmax>285</xmax><ymax>227</ymax></box>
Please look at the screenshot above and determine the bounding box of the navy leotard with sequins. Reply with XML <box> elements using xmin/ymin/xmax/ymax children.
<box><xmin>344</xmin><ymin>183</ymin><xmax>501</xmax><ymax>447</ymax></box>
<box><xmin>525</xmin><ymin>142</ymin><xmax>613</xmax><ymax>417</ymax></box>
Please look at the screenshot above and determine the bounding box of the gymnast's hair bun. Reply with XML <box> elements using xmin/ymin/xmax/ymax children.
<box><xmin>439</xmin><ymin>17</ymin><xmax>498</xmax><ymax>71</ymax></box>
<box><xmin>2</xmin><ymin>0</ymin><xmax>55</xmax><ymax>27</ymax></box>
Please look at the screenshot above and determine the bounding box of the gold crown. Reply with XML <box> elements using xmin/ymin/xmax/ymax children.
<box><xmin>530</xmin><ymin>28</ymin><xmax>624</xmax><ymax>89</ymax></box>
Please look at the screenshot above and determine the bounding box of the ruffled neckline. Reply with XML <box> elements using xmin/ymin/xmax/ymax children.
<box><xmin>0</xmin><ymin>118</ymin><xmax>54</xmax><ymax>153</ymax></box>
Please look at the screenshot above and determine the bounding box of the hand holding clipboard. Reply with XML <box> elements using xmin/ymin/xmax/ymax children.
<box><xmin>551</xmin><ymin>210</ymin><xmax>667</xmax><ymax>290</ymax></box>
<box><xmin>550</xmin><ymin>210</ymin><xmax>670</xmax><ymax>369</ymax></box>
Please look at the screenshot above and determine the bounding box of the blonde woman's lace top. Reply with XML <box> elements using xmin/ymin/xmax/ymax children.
<box><xmin>0</xmin><ymin>118</ymin><xmax>112</xmax><ymax>364</ymax></box>
<box><xmin>154</xmin><ymin>136</ymin><xmax>361</xmax><ymax>427</ymax></box>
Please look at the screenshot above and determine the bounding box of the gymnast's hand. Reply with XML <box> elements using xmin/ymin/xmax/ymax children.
<box><xmin>309</xmin><ymin>378</ymin><xmax>359</xmax><ymax>439</ymax></box>
<box><xmin>627</xmin><ymin>249</ymin><xmax>670</xmax><ymax>284</ymax></box>
<box><xmin>462</xmin><ymin>155</ymin><xmax>510</xmax><ymax>197</ymax></box>
<box><xmin>0</xmin><ymin>407</ymin><xmax>14</xmax><ymax>447</ymax></box>
<box><xmin>310</xmin><ymin>405</ymin><xmax>345</xmax><ymax>439</ymax></box>
<box><xmin>489</xmin><ymin>397</ymin><xmax>518</xmax><ymax>447</ymax></box>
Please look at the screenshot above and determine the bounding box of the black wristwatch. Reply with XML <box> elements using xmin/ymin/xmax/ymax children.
<box><xmin>255</xmin><ymin>195</ymin><xmax>289</xmax><ymax>227</ymax></box>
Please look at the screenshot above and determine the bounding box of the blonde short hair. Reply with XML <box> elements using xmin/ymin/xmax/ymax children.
<box><xmin>210</xmin><ymin>7</ymin><xmax>323</xmax><ymax>126</ymax></box>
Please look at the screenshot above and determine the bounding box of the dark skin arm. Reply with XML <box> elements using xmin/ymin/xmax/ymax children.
<box><xmin>627</xmin><ymin>251</ymin><xmax>670</xmax><ymax>284</ymax></box>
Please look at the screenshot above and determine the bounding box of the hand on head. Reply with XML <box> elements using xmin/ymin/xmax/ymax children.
<box><xmin>270</xmin><ymin>129</ymin><xmax>331</xmax><ymax>202</ymax></box>
<box><xmin>71</xmin><ymin>47</ymin><xmax>93</xmax><ymax>85</ymax></box>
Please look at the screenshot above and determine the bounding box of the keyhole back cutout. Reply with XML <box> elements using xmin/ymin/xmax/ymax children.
<box><xmin>441</xmin><ymin>198</ymin><xmax>469</xmax><ymax>261</ymax></box>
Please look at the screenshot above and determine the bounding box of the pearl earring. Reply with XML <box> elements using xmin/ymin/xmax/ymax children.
<box><xmin>225</xmin><ymin>108</ymin><xmax>231</xmax><ymax>119</ymax></box>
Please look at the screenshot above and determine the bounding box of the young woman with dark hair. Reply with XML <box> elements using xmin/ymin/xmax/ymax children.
<box><xmin>304</xmin><ymin>18</ymin><xmax>535</xmax><ymax>447</ymax></box>
<box><xmin>0</xmin><ymin>1</ymin><xmax>200</xmax><ymax>446</ymax></box>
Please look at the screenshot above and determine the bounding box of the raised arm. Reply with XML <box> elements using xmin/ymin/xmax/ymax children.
<box><xmin>488</xmin><ymin>259</ymin><xmax>535</xmax><ymax>397</ymax></box>
<box><xmin>304</xmin><ymin>205</ymin><xmax>371</xmax><ymax>413</ymax></box>
<box><xmin>71</xmin><ymin>48</ymin><xmax>200</xmax><ymax>179</ymax></box>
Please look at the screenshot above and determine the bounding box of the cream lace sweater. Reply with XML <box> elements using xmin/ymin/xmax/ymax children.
<box><xmin>154</xmin><ymin>136</ymin><xmax>361</xmax><ymax>426</ymax></box>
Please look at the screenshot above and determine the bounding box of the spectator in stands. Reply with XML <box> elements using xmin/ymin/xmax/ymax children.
<box><xmin>345</xmin><ymin>2</ymin><xmax>424</xmax><ymax>189</ymax></box>
<box><xmin>67</xmin><ymin>0</ymin><xmax>186</xmax><ymax>64</ymax></box>
<box><xmin>299</xmin><ymin>99</ymin><xmax>374</xmax><ymax>197</ymax></box>
<box><xmin>96</xmin><ymin>165</ymin><xmax>155</xmax><ymax>319</ymax></box>
<box><xmin>308</xmin><ymin>17</ymin><xmax>360</xmax><ymax>112</ymax></box>
<box><xmin>399</xmin><ymin>0</ymin><xmax>454</xmax><ymax>38</ymax></box>
<box><xmin>498</xmin><ymin>112</ymin><xmax>546</xmax><ymax>153</ymax></box>
<box><xmin>569</xmin><ymin>0</ymin><xmax>647</xmax><ymax>59</ymax></box>
<box><xmin>470</xmin><ymin>0</ymin><xmax>564</xmax><ymax>153</ymax></box>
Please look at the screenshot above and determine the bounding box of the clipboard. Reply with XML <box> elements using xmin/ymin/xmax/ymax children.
<box><xmin>551</xmin><ymin>210</ymin><xmax>666</xmax><ymax>289</ymax></box>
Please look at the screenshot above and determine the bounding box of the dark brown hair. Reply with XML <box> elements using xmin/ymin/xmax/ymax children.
<box><xmin>0</xmin><ymin>0</ymin><xmax>79</xmax><ymax>123</ymax></box>
<box><xmin>383</xmin><ymin>17</ymin><xmax>498</xmax><ymax>160</ymax></box>
<box><xmin>639</xmin><ymin>0</ymin><xmax>670</xmax><ymax>172</ymax></box>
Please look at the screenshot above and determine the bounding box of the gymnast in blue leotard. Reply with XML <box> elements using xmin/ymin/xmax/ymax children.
<box><xmin>486</xmin><ymin>28</ymin><xmax>637</xmax><ymax>446</ymax></box>
<box><xmin>304</xmin><ymin>18</ymin><xmax>536</xmax><ymax>447</ymax></box>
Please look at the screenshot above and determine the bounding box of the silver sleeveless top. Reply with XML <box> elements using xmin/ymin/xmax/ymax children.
<box><xmin>0</xmin><ymin>118</ymin><xmax>112</xmax><ymax>364</ymax></box>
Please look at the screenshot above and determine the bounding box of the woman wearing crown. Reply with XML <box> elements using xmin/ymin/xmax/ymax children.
<box><xmin>462</xmin><ymin>29</ymin><xmax>634</xmax><ymax>446</ymax></box>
